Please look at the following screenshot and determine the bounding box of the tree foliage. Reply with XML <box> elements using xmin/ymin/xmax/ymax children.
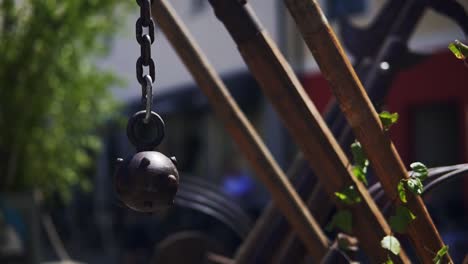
<box><xmin>0</xmin><ymin>0</ymin><xmax>130</xmax><ymax>199</ymax></box>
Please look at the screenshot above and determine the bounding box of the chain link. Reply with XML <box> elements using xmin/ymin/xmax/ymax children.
<box><xmin>135</xmin><ymin>0</ymin><xmax>155</xmax><ymax>106</ymax></box>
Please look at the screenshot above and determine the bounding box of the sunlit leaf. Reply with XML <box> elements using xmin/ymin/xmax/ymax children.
<box><xmin>385</xmin><ymin>256</ymin><xmax>394</xmax><ymax>264</ymax></box>
<box><xmin>397</xmin><ymin>180</ymin><xmax>407</xmax><ymax>203</ymax></box>
<box><xmin>381</xmin><ymin>235</ymin><xmax>401</xmax><ymax>255</ymax></box>
<box><xmin>351</xmin><ymin>141</ymin><xmax>369</xmax><ymax>185</ymax></box>
<box><xmin>448</xmin><ymin>40</ymin><xmax>468</xmax><ymax>60</ymax></box>
<box><xmin>379</xmin><ymin>111</ymin><xmax>399</xmax><ymax>131</ymax></box>
<box><xmin>406</xmin><ymin>178</ymin><xmax>423</xmax><ymax>195</ymax></box>
<box><xmin>433</xmin><ymin>245</ymin><xmax>449</xmax><ymax>264</ymax></box>
<box><xmin>335</xmin><ymin>185</ymin><xmax>362</xmax><ymax>205</ymax></box>
<box><xmin>410</xmin><ymin>162</ymin><xmax>428</xmax><ymax>181</ymax></box>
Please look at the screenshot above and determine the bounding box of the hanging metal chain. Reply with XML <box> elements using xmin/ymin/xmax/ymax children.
<box><xmin>135</xmin><ymin>0</ymin><xmax>155</xmax><ymax>123</ymax></box>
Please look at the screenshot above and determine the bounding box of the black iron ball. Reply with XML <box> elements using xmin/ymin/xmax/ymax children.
<box><xmin>114</xmin><ymin>151</ymin><xmax>179</xmax><ymax>212</ymax></box>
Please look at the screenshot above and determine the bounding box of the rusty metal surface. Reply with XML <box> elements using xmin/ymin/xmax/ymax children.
<box><xmin>114</xmin><ymin>151</ymin><xmax>179</xmax><ymax>212</ymax></box>
<box><xmin>282</xmin><ymin>0</ymin><xmax>452</xmax><ymax>262</ymax></box>
<box><xmin>206</xmin><ymin>0</ymin><xmax>409</xmax><ymax>262</ymax></box>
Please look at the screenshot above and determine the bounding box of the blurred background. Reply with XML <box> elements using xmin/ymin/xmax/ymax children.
<box><xmin>1</xmin><ymin>0</ymin><xmax>467</xmax><ymax>263</ymax></box>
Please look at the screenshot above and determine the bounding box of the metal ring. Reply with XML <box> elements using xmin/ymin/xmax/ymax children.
<box><xmin>143</xmin><ymin>75</ymin><xmax>153</xmax><ymax>124</ymax></box>
<box><xmin>139</xmin><ymin>0</ymin><xmax>152</xmax><ymax>27</ymax></box>
<box><xmin>136</xmin><ymin>0</ymin><xmax>153</xmax><ymax>6</ymax></box>
<box><xmin>127</xmin><ymin>110</ymin><xmax>165</xmax><ymax>150</ymax></box>
<box><xmin>136</xmin><ymin>57</ymin><xmax>155</xmax><ymax>85</ymax></box>
<box><xmin>140</xmin><ymin>34</ymin><xmax>152</xmax><ymax>66</ymax></box>
<box><xmin>136</xmin><ymin>17</ymin><xmax>155</xmax><ymax>44</ymax></box>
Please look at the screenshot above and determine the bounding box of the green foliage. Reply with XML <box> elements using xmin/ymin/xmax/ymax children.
<box><xmin>397</xmin><ymin>181</ymin><xmax>407</xmax><ymax>203</ymax></box>
<box><xmin>397</xmin><ymin>162</ymin><xmax>428</xmax><ymax>203</ymax></box>
<box><xmin>351</xmin><ymin>141</ymin><xmax>369</xmax><ymax>185</ymax></box>
<box><xmin>448</xmin><ymin>40</ymin><xmax>468</xmax><ymax>60</ymax></box>
<box><xmin>406</xmin><ymin>178</ymin><xmax>423</xmax><ymax>195</ymax></box>
<box><xmin>381</xmin><ymin>235</ymin><xmax>401</xmax><ymax>256</ymax></box>
<box><xmin>326</xmin><ymin>210</ymin><xmax>352</xmax><ymax>233</ymax></box>
<box><xmin>0</xmin><ymin>0</ymin><xmax>131</xmax><ymax>200</ymax></box>
<box><xmin>433</xmin><ymin>245</ymin><xmax>449</xmax><ymax>264</ymax></box>
<box><xmin>335</xmin><ymin>185</ymin><xmax>362</xmax><ymax>205</ymax></box>
<box><xmin>379</xmin><ymin>111</ymin><xmax>399</xmax><ymax>131</ymax></box>
<box><xmin>385</xmin><ymin>256</ymin><xmax>394</xmax><ymax>264</ymax></box>
<box><xmin>410</xmin><ymin>162</ymin><xmax>429</xmax><ymax>181</ymax></box>
<box><xmin>388</xmin><ymin>206</ymin><xmax>416</xmax><ymax>233</ymax></box>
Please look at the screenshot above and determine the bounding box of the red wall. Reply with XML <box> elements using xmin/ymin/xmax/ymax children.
<box><xmin>300</xmin><ymin>51</ymin><xmax>468</xmax><ymax>165</ymax></box>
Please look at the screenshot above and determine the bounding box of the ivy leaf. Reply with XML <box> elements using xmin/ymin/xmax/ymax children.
<box><xmin>406</xmin><ymin>178</ymin><xmax>423</xmax><ymax>195</ymax></box>
<box><xmin>385</xmin><ymin>256</ymin><xmax>394</xmax><ymax>264</ymax></box>
<box><xmin>397</xmin><ymin>180</ymin><xmax>407</xmax><ymax>203</ymax></box>
<box><xmin>448</xmin><ymin>40</ymin><xmax>468</xmax><ymax>60</ymax></box>
<box><xmin>351</xmin><ymin>141</ymin><xmax>369</xmax><ymax>185</ymax></box>
<box><xmin>410</xmin><ymin>162</ymin><xmax>428</xmax><ymax>181</ymax></box>
<box><xmin>335</xmin><ymin>185</ymin><xmax>362</xmax><ymax>205</ymax></box>
<box><xmin>326</xmin><ymin>210</ymin><xmax>352</xmax><ymax>233</ymax></box>
<box><xmin>433</xmin><ymin>245</ymin><xmax>449</xmax><ymax>264</ymax></box>
<box><xmin>379</xmin><ymin>111</ymin><xmax>399</xmax><ymax>131</ymax></box>
<box><xmin>389</xmin><ymin>206</ymin><xmax>416</xmax><ymax>233</ymax></box>
<box><xmin>381</xmin><ymin>235</ymin><xmax>401</xmax><ymax>255</ymax></box>
<box><xmin>353</xmin><ymin>166</ymin><xmax>368</xmax><ymax>186</ymax></box>
<box><xmin>351</xmin><ymin>141</ymin><xmax>368</xmax><ymax>167</ymax></box>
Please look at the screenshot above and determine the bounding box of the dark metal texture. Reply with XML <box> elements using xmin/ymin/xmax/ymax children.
<box><xmin>113</xmin><ymin>0</ymin><xmax>179</xmax><ymax>214</ymax></box>
<box><xmin>135</xmin><ymin>0</ymin><xmax>156</xmax><ymax>103</ymax></box>
<box><xmin>114</xmin><ymin>151</ymin><xmax>179</xmax><ymax>212</ymax></box>
<box><xmin>126</xmin><ymin>110</ymin><xmax>165</xmax><ymax>151</ymax></box>
<box><xmin>250</xmin><ymin>1</ymin><xmax>468</xmax><ymax>262</ymax></box>
<box><xmin>176</xmin><ymin>177</ymin><xmax>253</xmax><ymax>238</ymax></box>
<box><xmin>283</xmin><ymin>0</ymin><xmax>451</xmax><ymax>261</ymax></box>
<box><xmin>206</xmin><ymin>0</ymin><xmax>408</xmax><ymax>262</ymax></box>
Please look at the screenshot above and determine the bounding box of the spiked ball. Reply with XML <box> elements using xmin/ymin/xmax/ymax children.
<box><xmin>114</xmin><ymin>151</ymin><xmax>179</xmax><ymax>212</ymax></box>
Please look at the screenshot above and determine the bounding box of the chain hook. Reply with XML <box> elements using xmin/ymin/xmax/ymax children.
<box><xmin>143</xmin><ymin>74</ymin><xmax>153</xmax><ymax>124</ymax></box>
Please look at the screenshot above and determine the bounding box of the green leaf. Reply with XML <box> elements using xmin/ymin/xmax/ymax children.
<box><xmin>410</xmin><ymin>162</ymin><xmax>428</xmax><ymax>181</ymax></box>
<box><xmin>389</xmin><ymin>206</ymin><xmax>416</xmax><ymax>233</ymax></box>
<box><xmin>406</xmin><ymin>178</ymin><xmax>423</xmax><ymax>195</ymax></box>
<box><xmin>397</xmin><ymin>180</ymin><xmax>407</xmax><ymax>203</ymax></box>
<box><xmin>0</xmin><ymin>0</ymin><xmax>130</xmax><ymax>200</ymax></box>
<box><xmin>351</xmin><ymin>141</ymin><xmax>368</xmax><ymax>167</ymax></box>
<box><xmin>379</xmin><ymin>111</ymin><xmax>399</xmax><ymax>131</ymax></box>
<box><xmin>381</xmin><ymin>235</ymin><xmax>401</xmax><ymax>255</ymax></box>
<box><xmin>385</xmin><ymin>256</ymin><xmax>394</xmax><ymax>264</ymax></box>
<box><xmin>448</xmin><ymin>40</ymin><xmax>468</xmax><ymax>60</ymax></box>
<box><xmin>326</xmin><ymin>210</ymin><xmax>353</xmax><ymax>233</ymax></box>
<box><xmin>433</xmin><ymin>245</ymin><xmax>449</xmax><ymax>264</ymax></box>
<box><xmin>351</xmin><ymin>141</ymin><xmax>369</xmax><ymax>185</ymax></box>
<box><xmin>335</xmin><ymin>185</ymin><xmax>362</xmax><ymax>205</ymax></box>
<box><xmin>353</xmin><ymin>166</ymin><xmax>368</xmax><ymax>186</ymax></box>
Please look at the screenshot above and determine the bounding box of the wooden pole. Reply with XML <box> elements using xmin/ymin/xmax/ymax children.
<box><xmin>151</xmin><ymin>0</ymin><xmax>329</xmax><ymax>260</ymax></box>
<box><xmin>205</xmin><ymin>1</ymin><xmax>409</xmax><ymax>263</ymax></box>
<box><xmin>282</xmin><ymin>0</ymin><xmax>451</xmax><ymax>262</ymax></box>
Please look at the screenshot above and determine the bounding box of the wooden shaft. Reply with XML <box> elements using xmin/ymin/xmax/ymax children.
<box><xmin>283</xmin><ymin>0</ymin><xmax>450</xmax><ymax>262</ymax></box>
<box><xmin>206</xmin><ymin>1</ymin><xmax>409</xmax><ymax>263</ymax></box>
<box><xmin>151</xmin><ymin>0</ymin><xmax>329</xmax><ymax>260</ymax></box>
